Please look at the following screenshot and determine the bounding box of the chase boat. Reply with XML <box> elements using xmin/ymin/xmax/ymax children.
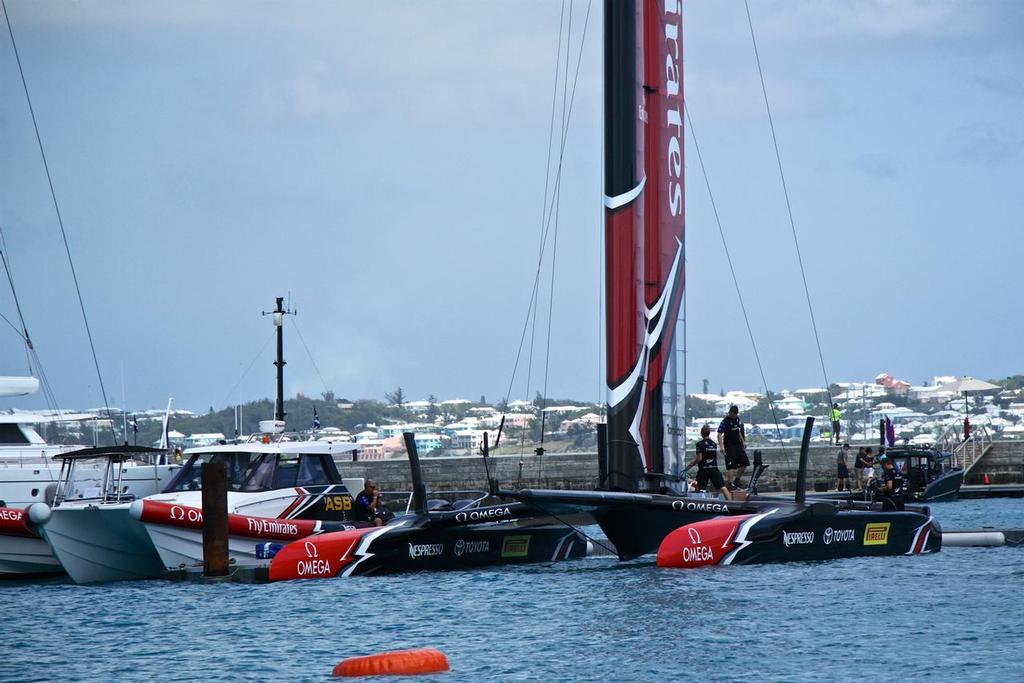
<box><xmin>31</xmin><ymin>437</ymin><xmax>364</xmax><ymax>583</ymax></box>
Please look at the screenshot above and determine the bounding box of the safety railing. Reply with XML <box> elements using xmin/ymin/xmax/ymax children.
<box><xmin>934</xmin><ymin>421</ymin><xmax>992</xmax><ymax>473</ymax></box>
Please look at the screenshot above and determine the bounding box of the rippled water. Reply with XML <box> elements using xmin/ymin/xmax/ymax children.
<box><xmin>2</xmin><ymin>499</ymin><xmax>1022</xmax><ymax>682</ymax></box>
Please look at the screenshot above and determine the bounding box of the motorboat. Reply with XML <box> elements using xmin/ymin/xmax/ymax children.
<box><xmin>870</xmin><ymin>446</ymin><xmax>964</xmax><ymax>503</ymax></box>
<box><xmin>31</xmin><ymin>436</ymin><xmax>363</xmax><ymax>583</ymax></box>
<box><xmin>0</xmin><ymin>445</ymin><xmax>177</xmax><ymax>578</ymax></box>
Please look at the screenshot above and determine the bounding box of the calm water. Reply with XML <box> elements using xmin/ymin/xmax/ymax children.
<box><xmin>2</xmin><ymin>499</ymin><xmax>1022</xmax><ymax>682</ymax></box>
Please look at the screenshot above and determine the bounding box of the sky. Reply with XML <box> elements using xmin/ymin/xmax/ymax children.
<box><xmin>0</xmin><ymin>1</ymin><xmax>1022</xmax><ymax>414</ymax></box>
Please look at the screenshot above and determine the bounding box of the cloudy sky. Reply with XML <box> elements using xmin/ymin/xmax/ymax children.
<box><xmin>1</xmin><ymin>1</ymin><xmax>1022</xmax><ymax>413</ymax></box>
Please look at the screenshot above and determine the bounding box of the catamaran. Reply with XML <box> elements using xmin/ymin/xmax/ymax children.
<box><xmin>497</xmin><ymin>0</ymin><xmax>941</xmax><ymax>568</ymax></box>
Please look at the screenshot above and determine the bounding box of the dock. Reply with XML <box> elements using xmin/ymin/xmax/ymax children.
<box><xmin>957</xmin><ymin>483</ymin><xmax>1024</xmax><ymax>498</ymax></box>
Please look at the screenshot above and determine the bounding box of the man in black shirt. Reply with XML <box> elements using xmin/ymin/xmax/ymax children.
<box><xmin>717</xmin><ymin>405</ymin><xmax>750</xmax><ymax>489</ymax></box>
<box><xmin>685</xmin><ymin>425</ymin><xmax>732</xmax><ymax>500</ymax></box>
<box><xmin>879</xmin><ymin>454</ymin><xmax>905</xmax><ymax>510</ymax></box>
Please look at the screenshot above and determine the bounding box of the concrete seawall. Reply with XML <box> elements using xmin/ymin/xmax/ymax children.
<box><xmin>338</xmin><ymin>441</ymin><xmax>1024</xmax><ymax>494</ymax></box>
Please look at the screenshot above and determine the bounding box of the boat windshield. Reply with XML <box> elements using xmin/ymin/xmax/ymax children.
<box><xmin>163</xmin><ymin>452</ymin><xmax>270</xmax><ymax>493</ymax></box>
<box><xmin>162</xmin><ymin>451</ymin><xmax>335</xmax><ymax>493</ymax></box>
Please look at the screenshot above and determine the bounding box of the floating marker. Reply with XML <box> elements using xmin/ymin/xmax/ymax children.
<box><xmin>332</xmin><ymin>648</ymin><xmax>449</xmax><ymax>677</ymax></box>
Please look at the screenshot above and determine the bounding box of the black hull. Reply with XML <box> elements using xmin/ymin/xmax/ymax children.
<box><xmin>658</xmin><ymin>507</ymin><xmax>941</xmax><ymax>568</ymax></box>
<box><xmin>922</xmin><ymin>470</ymin><xmax>964</xmax><ymax>502</ymax></box>
<box><xmin>503</xmin><ymin>488</ymin><xmax>942</xmax><ymax>565</ymax></box>
<box><xmin>344</xmin><ymin>524</ymin><xmax>585</xmax><ymax>576</ymax></box>
<box><xmin>266</xmin><ymin>503</ymin><xmax>587</xmax><ymax>581</ymax></box>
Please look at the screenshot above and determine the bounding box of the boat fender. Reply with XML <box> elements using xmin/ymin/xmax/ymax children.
<box><xmin>332</xmin><ymin>648</ymin><xmax>449</xmax><ymax>677</ymax></box>
<box><xmin>128</xmin><ymin>499</ymin><xmax>145</xmax><ymax>522</ymax></box>
<box><xmin>26</xmin><ymin>503</ymin><xmax>51</xmax><ymax>526</ymax></box>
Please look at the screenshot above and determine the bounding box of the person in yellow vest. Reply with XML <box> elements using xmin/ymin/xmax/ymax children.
<box><xmin>830</xmin><ymin>403</ymin><xmax>841</xmax><ymax>445</ymax></box>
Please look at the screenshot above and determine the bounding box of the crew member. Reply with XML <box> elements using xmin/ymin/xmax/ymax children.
<box><xmin>878</xmin><ymin>454</ymin><xmax>905</xmax><ymax>510</ymax></box>
<box><xmin>857</xmin><ymin>447</ymin><xmax>875</xmax><ymax>491</ymax></box>
<box><xmin>830</xmin><ymin>403</ymin><xmax>842</xmax><ymax>445</ymax></box>
<box><xmin>836</xmin><ymin>443</ymin><xmax>851</xmax><ymax>492</ymax></box>
<box><xmin>718</xmin><ymin>404</ymin><xmax>750</xmax><ymax>489</ymax></box>
<box><xmin>685</xmin><ymin>425</ymin><xmax>732</xmax><ymax>500</ymax></box>
<box><xmin>355</xmin><ymin>480</ymin><xmax>386</xmax><ymax>526</ymax></box>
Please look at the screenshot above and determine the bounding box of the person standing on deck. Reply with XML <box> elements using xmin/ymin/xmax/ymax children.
<box><xmin>836</xmin><ymin>443</ymin><xmax>851</xmax><ymax>492</ymax></box>
<box><xmin>718</xmin><ymin>405</ymin><xmax>750</xmax><ymax>489</ymax></box>
<box><xmin>685</xmin><ymin>425</ymin><xmax>732</xmax><ymax>500</ymax></box>
<box><xmin>857</xmin><ymin>447</ymin><xmax>876</xmax><ymax>490</ymax></box>
<box><xmin>830</xmin><ymin>403</ymin><xmax>842</xmax><ymax>445</ymax></box>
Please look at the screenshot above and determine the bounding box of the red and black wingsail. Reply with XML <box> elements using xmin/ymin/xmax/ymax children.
<box><xmin>604</xmin><ymin>0</ymin><xmax>685</xmax><ymax>491</ymax></box>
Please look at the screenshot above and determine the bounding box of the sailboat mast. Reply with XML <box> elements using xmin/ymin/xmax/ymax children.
<box><xmin>603</xmin><ymin>0</ymin><xmax>646</xmax><ymax>490</ymax></box>
<box><xmin>603</xmin><ymin>0</ymin><xmax>686</xmax><ymax>491</ymax></box>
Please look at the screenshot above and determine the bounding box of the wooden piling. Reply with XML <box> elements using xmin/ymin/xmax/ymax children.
<box><xmin>201</xmin><ymin>461</ymin><xmax>229</xmax><ymax>576</ymax></box>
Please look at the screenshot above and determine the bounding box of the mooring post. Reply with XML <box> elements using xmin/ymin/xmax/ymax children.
<box><xmin>201</xmin><ymin>461</ymin><xmax>229</xmax><ymax>576</ymax></box>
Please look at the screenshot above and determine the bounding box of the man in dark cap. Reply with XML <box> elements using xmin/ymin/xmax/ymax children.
<box><xmin>878</xmin><ymin>454</ymin><xmax>905</xmax><ymax>509</ymax></box>
<box><xmin>717</xmin><ymin>404</ymin><xmax>750</xmax><ymax>489</ymax></box>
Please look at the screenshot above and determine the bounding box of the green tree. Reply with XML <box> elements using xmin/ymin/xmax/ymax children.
<box><xmin>385</xmin><ymin>387</ymin><xmax>405</xmax><ymax>407</ymax></box>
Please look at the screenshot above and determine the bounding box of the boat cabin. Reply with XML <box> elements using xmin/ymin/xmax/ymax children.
<box><xmin>882</xmin><ymin>446</ymin><xmax>964</xmax><ymax>502</ymax></box>
<box><xmin>161</xmin><ymin>441</ymin><xmax>359</xmax><ymax>494</ymax></box>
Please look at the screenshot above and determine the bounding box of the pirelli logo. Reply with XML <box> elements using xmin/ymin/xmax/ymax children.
<box><xmin>501</xmin><ymin>535</ymin><xmax>531</xmax><ymax>558</ymax></box>
<box><xmin>863</xmin><ymin>522</ymin><xmax>891</xmax><ymax>546</ymax></box>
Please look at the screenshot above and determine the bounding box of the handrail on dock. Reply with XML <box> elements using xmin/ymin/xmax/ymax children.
<box><xmin>934</xmin><ymin>421</ymin><xmax>992</xmax><ymax>473</ymax></box>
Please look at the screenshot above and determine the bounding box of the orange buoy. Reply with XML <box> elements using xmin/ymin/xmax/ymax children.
<box><xmin>332</xmin><ymin>648</ymin><xmax>449</xmax><ymax>677</ymax></box>
<box><xmin>983</xmin><ymin>473</ymin><xmax>991</xmax><ymax>485</ymax></box>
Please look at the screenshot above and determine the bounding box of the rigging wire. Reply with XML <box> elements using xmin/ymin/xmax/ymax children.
<box><xmin>3</xmin><ymin>0</ymin><xmax>115</xmax><ymax>439</ymax></box>
<box><xmin>501</xmin><ymin>0</ymin><xmax>592</xmax><ymax>439</ymax></box>
<box><xmin>538</xmin><ymin>0</ymin><xmax>576</xmax><ymax>450</ymax></box>
<box><xmin>684</xmin><ymin>102</ymin><xmax>790</xmax><ymax>459</ymax></box>
<box><xmin>287</xmin><ymin>316</ymin><xmax>330</xmax><ymax>398</ymax></box>
<box><xmin>519</xmin><ymin>0</ymin><xmax>568</xmax><ymax>459</ymax></box>
<box><xmin>219</xmin><ymin>329</ymin><xmax>276</xmax><ymax>409</ymax></box>
<box><xmin>743</xmin><ymin>0</ymin><xmax>834</xmax><ymax>408</ymax></box>
<box><xmin>0</xmin><ymin>226</ymin><xmax>31</xmax><ymax>373</ymax></box>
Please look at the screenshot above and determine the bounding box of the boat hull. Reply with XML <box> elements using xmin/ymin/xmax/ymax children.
<box><xmin>268</xmin><ymin>519</ymin><xmax>586</xmax><ymax>581</ymax></box>
<box><xmin>0</xmin><ymin>506</ymin><xmax>61</xmax><ymax>577</ymax></box>
<box><xmin>0</xmin><ymin>534</ymin><xmax>61</xmax><ymax>577</ymax></box>
<box><xmin>504</xmin><ymin>488</ymin><xmax>943</xmax><ymax>565</ymax></box>
<box><xmin>132</xmin><ymin>499</ymin><xmax>367</xmax><ymax>571</ymax></box>
<box><xmin>657</xmin><ymin>509</ymin><xmax>941</xmax><ymax>569</ymax></box>
<box><xmin>39</xmin><ymin>505</ymin><xmax>163</xmax><ymax>583</ymax></box>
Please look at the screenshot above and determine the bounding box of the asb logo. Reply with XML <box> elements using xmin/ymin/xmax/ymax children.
<box><xmin>864</xmin><ymin>523</ymin><xmax>891</xmax><ymax>546</ymax></box>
